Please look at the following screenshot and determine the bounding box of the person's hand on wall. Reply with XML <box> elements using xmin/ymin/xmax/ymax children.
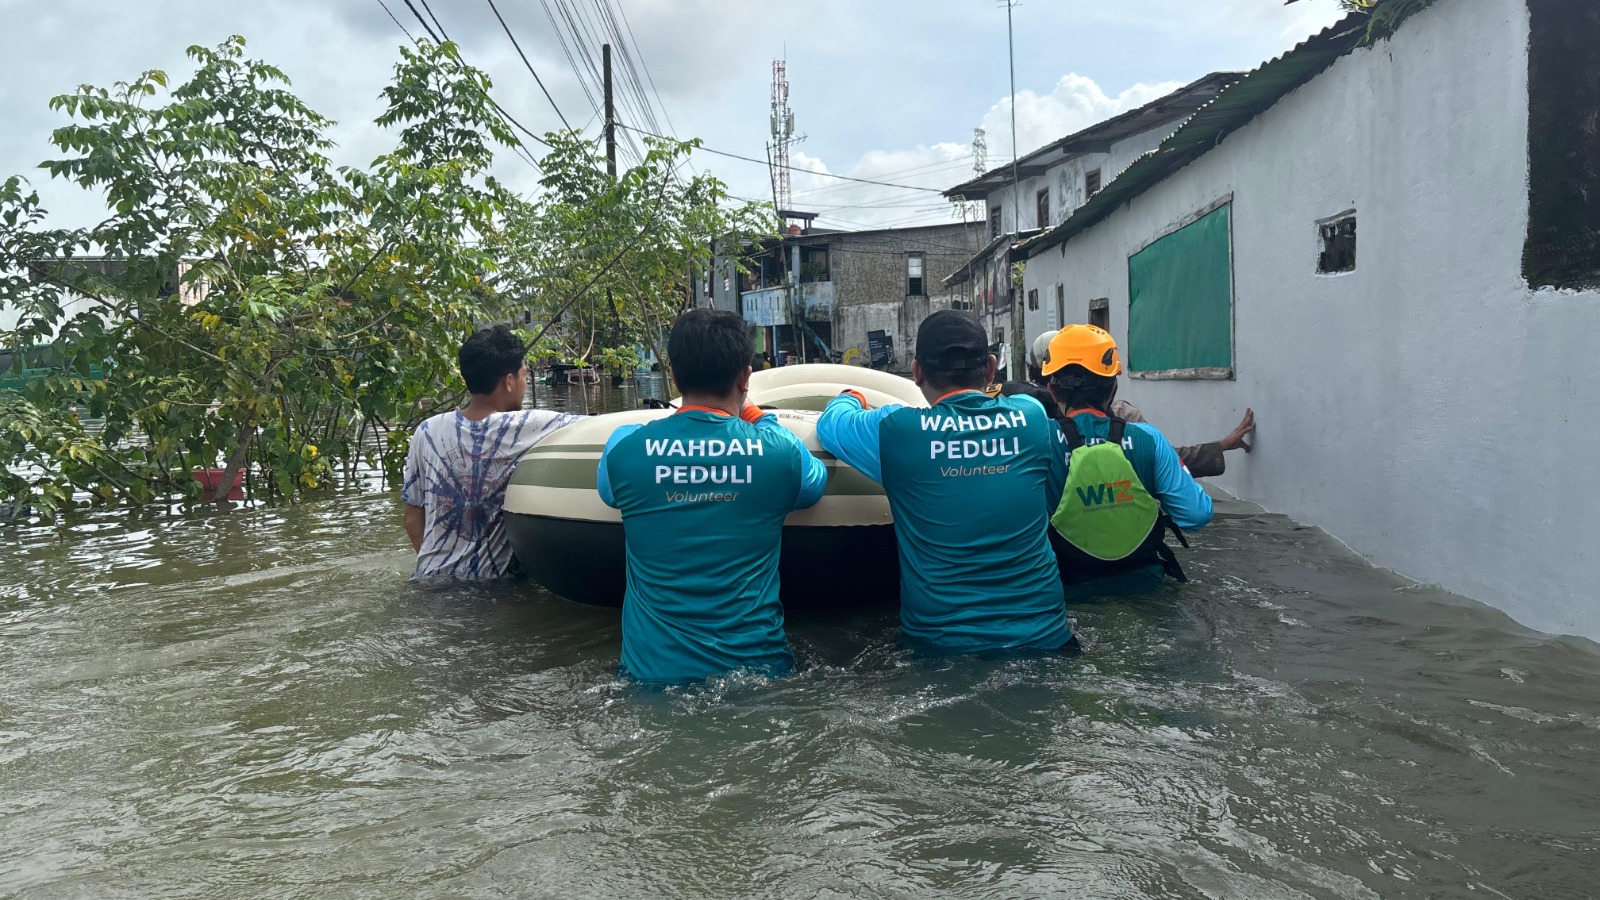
<box><xmin>1218</xmin><ymin>408</ymin><xmax>1255</xmax><ymax>453</ymax></box>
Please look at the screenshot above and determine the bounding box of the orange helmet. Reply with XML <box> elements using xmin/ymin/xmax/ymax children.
<box><xmin>1039</xmin><ymin>324</ymin><xmax>1121</xmax><ymax>378</ymax></box>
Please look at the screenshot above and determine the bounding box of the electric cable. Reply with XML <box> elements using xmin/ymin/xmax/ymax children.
<box><xmin>485</xmin><ymin>0</ymin><xmax>574</xmax><ymax>132</ymax></box>
<box><xmin>617</xmin><ymin>124</ymin><xmax>946</xmax><ymax>193</ymax></box>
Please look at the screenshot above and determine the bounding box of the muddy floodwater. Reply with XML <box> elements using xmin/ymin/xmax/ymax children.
<box><xmin>3</xmin><ymin>383</ymin><xmax>1599</xmax><ymax>898</ymax></box>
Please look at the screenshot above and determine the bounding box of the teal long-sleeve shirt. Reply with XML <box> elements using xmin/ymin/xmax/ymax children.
<box><xmin>598</xmin><ymin>407</ymin><xmax>827</xmax><ymax>684</ymax></box>
<box><xmin>817</xmin><ymin>389</ymin><xmax>1071</xmax><ymax>653</ymax></box>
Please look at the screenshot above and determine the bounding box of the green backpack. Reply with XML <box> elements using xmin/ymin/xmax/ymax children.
<box><xmin>1051</xmin><ymin>417</ymin><xmax>1161</xmax><ymax>561</ymax></box>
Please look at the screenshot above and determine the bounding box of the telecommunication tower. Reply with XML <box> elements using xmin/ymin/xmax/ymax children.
<box><xmin>769</xmin><ymin>59</ymin><xmax>802</xmax><ymax>212</ymax></box>
<box><xmin>954</xmin><ymin>127</ymin><xmax>989</xmax><ymax>221</ymax></box>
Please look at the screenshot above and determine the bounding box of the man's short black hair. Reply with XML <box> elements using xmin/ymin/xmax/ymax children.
<box><xmin>668</xmin><ymin>309</ymin><xmax>753</xmax><ymax>396</ymax></box>
<box><xmin>1047</xmin><ymin>365</ymin><xmax>1117</xmax><ymax>411</ymax></box>
<box><xmin>459</xmin><ymin>324</ymin><xmax>528</xmax><ymax>394</ymax></box>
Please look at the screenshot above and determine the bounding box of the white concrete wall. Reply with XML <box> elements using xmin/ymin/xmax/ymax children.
<box><xmin>1024</xmin><ymin>0</ymin><xmax>1600</xmax><ymax>639</ymax></box>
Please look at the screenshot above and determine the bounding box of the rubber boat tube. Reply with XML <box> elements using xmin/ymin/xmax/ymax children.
<box><xmin>504</xmin><ymin>364</ymin><xmax>926</xmax><ymax>609</ymax></box>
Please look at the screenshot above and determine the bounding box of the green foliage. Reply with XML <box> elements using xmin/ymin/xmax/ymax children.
<box><xmin>0</xmin><ymin>37</ymin><xmax>518</xmax><ymax>518</ymax></box>
<box><xmin>496</xmin><ymin>132</ymin><xmax>774</xmax><ymax>385</ymax></box>
<box><xmin>1289</xmin><ymin>0</ymin><xmax>1441</xmax><ymax>44</ymax></box>
<box><xmin>1344</xmin><ymin>0</ymin><xmax>1439</xmax><ymax>42</ymax></box>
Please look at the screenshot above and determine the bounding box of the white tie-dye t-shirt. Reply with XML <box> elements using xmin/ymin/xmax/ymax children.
<box><xmin>402</xmin><ymin>409</ymin><xmax>578</xmax><ymax>579</ymax></box>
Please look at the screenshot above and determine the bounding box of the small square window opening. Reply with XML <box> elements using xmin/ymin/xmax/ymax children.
<box><xmin>1317</xmin><ymin>212</ymin><xmax>1357</xmax><ymax>274</ymax></box>
<box><xmin>1088</xmin><ymin>297</ymin><xmax>1110</xmax><ymax>332</ymax></box>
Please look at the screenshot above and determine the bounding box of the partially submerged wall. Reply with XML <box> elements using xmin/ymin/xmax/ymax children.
<box><xmin>1025</xmin><ymin>0</ymin><xmax>1600</xmax><ymax>638</ymax></box>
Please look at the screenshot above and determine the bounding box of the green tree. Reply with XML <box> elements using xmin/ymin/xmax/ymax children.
<box><xmin>496</xmin><ymin>132</ymin><xmax>774</xmax><ymax>385</ymax></box>
<box><xmin>0</xmin><ymin>37</ymin><xmax>518</xmax><ymax>517</ymax></box>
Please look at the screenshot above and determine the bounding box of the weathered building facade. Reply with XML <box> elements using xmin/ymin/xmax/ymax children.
<box><xmin>941</xmin><ymin>73</ymin><xmax>1239</xmax><ymax>377</ymax></box>
<box><xmin>1019</xmin><ymin>0</ymin><xmax>1600</xmax><ymax>639</ymax></box>
<box><xmin>695</xmin><ymin>222</ymin><xmax>983</xmax><ymax>372</ymax></box>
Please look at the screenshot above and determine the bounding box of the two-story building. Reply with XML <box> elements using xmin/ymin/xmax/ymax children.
<box><xmin>941</xmin><ymin>72</ymin><xmax>1240</xmax><ymax>377</ymax></box>
<box><xmin>695</xmin><ymin>218</ymin><xmax>984</xmax><ymax>373</ymax></box>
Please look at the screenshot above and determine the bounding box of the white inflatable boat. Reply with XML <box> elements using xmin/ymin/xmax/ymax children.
<box><xmin>503</xmin><ymin>364</ymin><xmax>926</xmax><ymax>608</ymax></box>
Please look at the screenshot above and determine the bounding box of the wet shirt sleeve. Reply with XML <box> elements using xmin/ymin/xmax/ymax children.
<box><xmin>401</xmin><ymin>420</ymin><xmax>427</xmax><ymax>507</ymax></box>
<box><xmin>746</xmin><ymin>411</ymin><xmax>827</xmax><ymax>509</ymax></box>
<box><xmin>1176</xmin><ymin>442</ymin><xmax>1227</xmax><ymax>479</ymax></box>
<box><xmin>1045</xmin><ymin>417</ymin><xmax>1069</xmax><ymax>512</ymax></box>
<box><xmin>1133</xmin><ymin>423</ymin><xmax>1214</xmax><ymax>530</ymax></box>
<box><xmin>596</xmin><ymin>424</ymin><xmax>641</xmax><ymax>509</ymax></box>
<box><xmin>816</xmin><ymin>394</ymin><xmax>899</xmax><ymax>485</ymax></box>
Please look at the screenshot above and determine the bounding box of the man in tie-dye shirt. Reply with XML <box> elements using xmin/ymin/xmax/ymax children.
<box><xmin>402</xmin><ymin>325</ymin><xmax>577</xmax><ymax>579</ymax></box>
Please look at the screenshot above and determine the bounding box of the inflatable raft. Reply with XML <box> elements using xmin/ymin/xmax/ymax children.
<box><xmin>504</xmin><ymin>365</ymin><xmax>925</xmax><ymax>608</ymax></box>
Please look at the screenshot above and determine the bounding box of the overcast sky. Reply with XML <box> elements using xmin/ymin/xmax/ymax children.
<box><xmin>0</xmin><ymin>0</ymin><xmax>1344</xmax><ymax>232</ymax></box>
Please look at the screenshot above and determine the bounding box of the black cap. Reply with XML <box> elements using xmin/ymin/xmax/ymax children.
<box><xmin>915</xmin><ymin>309</ymin><xmax>990</xmax><ymax>371</ymax></box>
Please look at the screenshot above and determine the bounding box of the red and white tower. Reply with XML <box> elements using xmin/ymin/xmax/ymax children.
<box><xmin>769</xmin><ymin>59</ymin><xmax>799</xmax><ymax>212</ymax></box>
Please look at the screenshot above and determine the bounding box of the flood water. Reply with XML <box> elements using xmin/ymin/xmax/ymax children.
<box><xmin>3</xmin><ymin>383</ymin><xmax>1599</xmax><ymax>898</ymax></box>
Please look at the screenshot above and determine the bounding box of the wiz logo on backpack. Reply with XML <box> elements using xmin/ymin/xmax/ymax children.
<box><xmin>1075</xmin><ymin>480</ymin><xmax>1134</xmax><ymax>506</ymax></box>
<box><xmin>1052</xmin><ymin>418</ymin><xmax>1160</xmax><ymax>561</ymax></box>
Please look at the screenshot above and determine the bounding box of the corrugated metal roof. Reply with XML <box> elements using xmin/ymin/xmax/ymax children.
<box><xmin>1020</xmin><ymin>12</ymin><xmax>1370</xmax><ymax>258</ymax></box>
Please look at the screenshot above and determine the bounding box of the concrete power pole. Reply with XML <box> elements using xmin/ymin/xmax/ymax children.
<box><xmin>1003</xmin><ymin>0</ymin><xmax>1023</xmax><ymax>381</ymax></box>
<box><xmin>603</xmin><ymin>43</ymin><xmax>616</xmax><ymax>178</ymax></box>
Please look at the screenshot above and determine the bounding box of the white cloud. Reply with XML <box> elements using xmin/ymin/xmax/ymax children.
<box><xmin>791</xmin><ymin>73</ymin><xmax>1184</xmax><ymax>231</ymax></box>
<box><xmin>981</xmin><ymin>74</ymin><xmax>1186</xmax><ymax>161</ymax></box>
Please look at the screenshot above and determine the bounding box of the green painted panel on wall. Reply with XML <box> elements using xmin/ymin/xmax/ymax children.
<box><xmin>1127</xmin><ymin>204</ymin><xmax>1233</xmax><ymax>372</ymax></box>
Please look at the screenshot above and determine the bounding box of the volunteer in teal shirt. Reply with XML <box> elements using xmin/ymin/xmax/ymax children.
<box><xmin>817</xmin><ymin>310</ymin><xmax>1072</xmax><ymax>653</ymax></box>
<box><xmin>598</xmin><ymin>310</ymin><xmax>827</xmax><ymax>684</ymax></box>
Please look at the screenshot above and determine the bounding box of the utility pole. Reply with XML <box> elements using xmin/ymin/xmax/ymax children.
<box><xmin>603</xmin><ymin>43</ymin><xmax>617</xmax><ymax>178</ymax></box>
<box><xmin>602</xmin><ymin>43</ymin><xmax>617</xmax><ymax>380</ymax></box>
<box><xmin>1003</xmin><ymin>0</ymin><xmax>1023</xmax><ymax>381</ymax></box>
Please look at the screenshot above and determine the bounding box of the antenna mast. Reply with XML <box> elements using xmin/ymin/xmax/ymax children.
<box><xmin>954</xmin><ymin>128</ymin><xmax>991</xmax><ymax>222</ymax></box>
<box><xmin>769</xmin><ymin>59</ymin><xmax>802</xmax><ymax>214</ymax></box>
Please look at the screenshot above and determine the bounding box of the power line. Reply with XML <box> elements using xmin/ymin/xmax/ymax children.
<box><xmin>409</xmin><ymin>0</ymin><xmax>555</xmax><ymax>159</ymax></box>
<box><xmin>386</xmin><ymin>0</ymin><xmax>548</xmax><ymax>169</ymax></box>
<box><xmin>485</xmin><ymin>0</ymin><xmax>573</xmax><ymax>131</ymax></box>
<box><xmin>417</xmin><ymin>0</ymin><xmax>448</xmax><ymax>40</ymax></box>
<box><xmin>552</xmin><ymin>0</ymin><xmax>643</xmax><ymax>165</ymax></box>
<box><xmin>538</xmin><ymin>0</ymin><xmax>602</xmax><ymax>120</ymax></box>
<box><xmin>377</xmin><ymin>0</ymin><xmax>416</xmax><ymax>42</ymax></box>
<box><xmin>791</xmin><ymin>159</ymin><xmax>978</xmax><ymax>205</ymax></box>
<box><xmin>399</xmin><ymin>0</ymin><xmax>441</xmax><ymax>42</ymax></box>
<box><xmin>617</xmin><ymin>124</ymin><xmax>946</xmax><ymax>193</ymax></box>
<box><xmin>611</xmin><ymin>1</ymin><xmax>678</xmax><ymax>137</ymax></box>
<box><xmin>794</xmin><ymin>155</ymin><xmax>974</xmax><ymax>193</ymax></box>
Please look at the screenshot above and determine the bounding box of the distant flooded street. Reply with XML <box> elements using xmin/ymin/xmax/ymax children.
<box><xmin>2</xmin><ymin>382</ymin><xmax>1599</xmax><ymax>899</ymax></box>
